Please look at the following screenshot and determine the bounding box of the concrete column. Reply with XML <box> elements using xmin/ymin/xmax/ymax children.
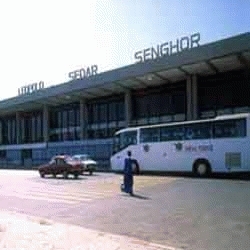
<box><xmin>125</xmin><ymin>90</ymin><xmax>132</xmax><ymax>127</ymax></box>
<box><xmin>80</xmin><ymin>99</ymin><xmax>88</xmax><ymax>140</ymax></box>
<box><xmin>43</xmin><ymin>105</ymin><xmax>49</xmax><ymax>143</ymax></box>
<box><xmin>186</xmin><ymin>75</ymin><xmax>198</xmax><ymax>121</ymax></box>
<box><xmin>192</xmin><ymin>75</ymin><xmax>198</xmax><ymax>120</ymax></box>
<box><xmin>16</xmin><ymin>112</ymin><xmax>21</xmax><ymax>144</ymax></box>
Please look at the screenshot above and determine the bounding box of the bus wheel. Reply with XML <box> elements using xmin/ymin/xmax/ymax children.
<box><xmin>193</xmin><ymin>159</ymin><xmax>211</xmax><ymax>177</ymax></box>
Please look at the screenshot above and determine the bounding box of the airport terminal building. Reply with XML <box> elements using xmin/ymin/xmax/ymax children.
<box><xmin>0</xmin><ymin>32</ymin><xmax>249</xmax><ymax>168</ymax></box>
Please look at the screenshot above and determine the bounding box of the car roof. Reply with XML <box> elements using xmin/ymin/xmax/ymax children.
<box><xmin>53</xmin><ymin>155</ymin><xmax>70</xmax><ymax>160</ymax></box>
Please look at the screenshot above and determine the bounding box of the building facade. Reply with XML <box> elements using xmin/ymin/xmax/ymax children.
<box><xmin>0</xmin><ymin>32</ymin><xmax>249</xmax><ymax>168</ymax></box>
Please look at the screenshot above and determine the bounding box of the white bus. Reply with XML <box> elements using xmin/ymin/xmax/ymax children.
<box><xmin>110</xmin><ymin>113</ymin><xmax>250</xmax><ymax>177</ymax></box>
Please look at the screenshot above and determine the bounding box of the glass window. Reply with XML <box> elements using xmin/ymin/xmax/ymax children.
<box><xmin>93</xmin><ymin>104</ymin><xmax>99</xmax><ymax>123</ymax></box>
<box><xmin>87</xmin><ymin>129</ymin><xmax>95</xmax><ymax>139</ymax></box>
<box><xmin>184</xmin><ymin>122</ymin><xmax>212</xmax><ymax>140</ymax></box>
<box><xmin>108</xmin><ymin>102</ymin><xmax>116</xmax><ymax>121</ymax></box>
<box><xmin>117</xmin><ymin>101</ymin><xmax>125</xmax><ymax>120</ymax></box>
<box><xmin>172</xmin><ymin>91</ymin><xmax>186</xmax><ymax>114</ymax></box>
<box><xmin>99</xmin><ymin>103</ymin><xmax>107</xmax><ymax>122</ymax></box>
<box><xmin>0</xmin><ymin>150</ymin><xmax>6</xmax><ymax>158</ymax></box>
<box><xmin>74</xmin><ymin>128</ymin><xmax>80</xmax><ymax>140</ymax></box>
<box><xmin>7</xmin><ymin>120</ymin><xmax>12</xmax><ymax>144</ymax></box>
<box><xmin>68</xmin><ymin>109</ymin><xmax>76</xmax><ymax>126</ymax></box>
<box><xmin>37</xmin><ymin>114</ymin><xmax>43</xmax><ymax>142</ymax></box>
<box><xmin>31</xmin><ymin>116</ymin><xmax>36</xmax><ymax>142</ymax></box>
<box><xmin>11</xmin><ymin>119</ymin><xmax>16</xmax><ymax>144</ymax></box>
<box><xmin>62</xmin><ymin>110</ymin><xmax>68</xmax><ymax>128</ymax></box>
<box><xmin>50</xmin><ymin>111</ymin><xmax>58</xmax><ymax>129</ymax></box>
<box><xmin>140</xmin><ymin>127</ymin><xmax>160</xmax><ymax>143</ymax></box>
<box><xmin>87</xmin><ymin>104</ymin><xmax>93</xmax><ymax>124</ymax></box>
<box><xmin>116</xmin><ymin>130</ymin><xmax>137</xmax><ymax>151</ymax></box>
<box><xmin>213</xmin><ymin>118</ymin><xmax>246</xmax><ymax>138</ymax></box>
<box><xmin>76</xmin><ymin>108</ymin><xmax>80</xmax><ymax>127</ymax></box>
<box><xmin>58</xmin><ymin>111</ymin><xmax>62</xmax><ymax>129</ymax></box>
<box><xmin>24</xmin><ymin>117</ymin><xmax>32</xmax><ymax>143</ymax></box>
<box><xmin>96</xmin><ymin>129</ymin><xmax>105</xmax><ymax>138</ymax></box>
<box><xmin>135</xmin><ymin>97</ymin><xmax>149</xmax><ymax>118</ymax></box>
<box><xmin>2</xmin><ymin>120</ymin><xmax>8</xmax><ymax>145</ymax></box>
<box><xmin>148</xmin><ymin>94</ymin><xmax>159</xmax><ymax>116</ymax></box>
<box><xmin>158</xmin><ymin>94</ymin><xmax>171</xmax><ymax>115</ymax></box>
<box><xmin>160</xmin><ymin>125</ymin><xmax>184</xmax><ymax>141</ymax></box>
<box><xmin>49</xmin><ymin>133</ymin><xmax>58</xmax><ymax>142</ymax></box>
<box><xmin>0</xmin><ymin>120</ymin><xmax>3</xmax><ymax>145</ymax></box>
<box><xmin>55</xmin><ymin>158</ymin><xmax>66</xmax><ymax>165</ymax></box>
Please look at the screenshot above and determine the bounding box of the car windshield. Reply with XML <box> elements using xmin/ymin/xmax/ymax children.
<box><xmin>65</xmin><ymin>156</ymin><xmax>74</xmax><ymax>163</ymax></box>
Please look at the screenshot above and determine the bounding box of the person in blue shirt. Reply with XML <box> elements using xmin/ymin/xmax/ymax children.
<box><xmin>121</xmin><ymin>150</ymin><xmax>134</xmax><ymax>196</ymax></box>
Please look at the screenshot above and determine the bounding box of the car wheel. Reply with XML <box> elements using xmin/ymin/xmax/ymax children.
<box><xmin>40</xmin><ymin>172</ymin><xmax>45</xmax><ymax>178</ymax></box>
<box><xmin>63</xmin><ymin>171</ymin><xmax>68</xmax><ymax>179</ymax></box>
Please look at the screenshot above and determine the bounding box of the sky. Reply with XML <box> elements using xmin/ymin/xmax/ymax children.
<box><xmin>0</xmin><ymin>0</ymin><xmax>249</xmax><ymax>100</ymax></box>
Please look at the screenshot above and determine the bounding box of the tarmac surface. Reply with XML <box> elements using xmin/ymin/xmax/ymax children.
<box><xmin>0</xmin><ymin>170</ymin><xmax>250</xmax><ymax>249</ymax></box>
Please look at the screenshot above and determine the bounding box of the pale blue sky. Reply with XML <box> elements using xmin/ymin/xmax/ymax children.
<box><xmin>0</xmin><ymin>0</ymin><xmax>249</xmax><ymax>100</ymax></box>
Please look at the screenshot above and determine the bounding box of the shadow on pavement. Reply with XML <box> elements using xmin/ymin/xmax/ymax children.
<box><xmin>43</xmin><ymin>176</ymin><xmax>88</xmax><ymax>181</ymax></box>
<box><xmin>131</xmin><ymin>193</ymin><xmax>151</xmax><ymax>200</ymax></box>
<box><xmin>120</xmin><ymin>193</ymin><xmax>151</xmax><ymax>200</ymax></box>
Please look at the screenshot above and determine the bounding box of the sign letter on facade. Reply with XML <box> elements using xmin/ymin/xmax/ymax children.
<box><xmin>68</xmin><ymin>65</ymin><xmax>99</xmax><ymax>80</ymax></box>
<box><xmin>134</xmin><ymin>32</ymin><xmax>201</xmax><ymax>63</ymax></box>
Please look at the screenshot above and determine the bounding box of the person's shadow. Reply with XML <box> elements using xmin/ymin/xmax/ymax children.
<box><xmin>131</xmin><ymin>193</ymin><xmax>151</xmax><ymax>200</ymax></box>
<box><xmin>120</xmin><ymin>184</ymin><xmax>150</xmax><ymax>199</ymax></box>
<box><xmin>121</xmin><ymin>193</ymin><xmax>151</xmax><ymax>200</ymax></box>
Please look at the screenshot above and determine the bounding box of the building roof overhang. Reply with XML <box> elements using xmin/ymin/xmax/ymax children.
<box><xmin>0</xmin><ymin>32</ymin><xmax>250</xmax><ymax>115</ymax></box>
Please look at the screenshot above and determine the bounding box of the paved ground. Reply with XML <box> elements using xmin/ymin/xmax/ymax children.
<box><xmin>0</xmin><ymin>170</ymin><xmax>250</xmax><ymax>249</ymax></box>
<box><xmin>0</xmin><ymin>211</ymin><xmax>175</xmax><ymax>250</ymax></box>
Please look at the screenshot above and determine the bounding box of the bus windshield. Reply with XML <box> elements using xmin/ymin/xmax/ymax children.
<box><xmin>112</xmin><ymin>130</ymin><xmax>138</xmax><ymax>154</ymax></box>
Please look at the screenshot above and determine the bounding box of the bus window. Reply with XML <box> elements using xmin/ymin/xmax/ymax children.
<box><xmin>120</xmin><ymin>131</ymin><xmax>137</xmax><ymax>148</ymax></box>
<box><xmin>213</xmin><ymin>118</ymin><xmax>246</xmax><ymax>138</ymax></box>
<box><xmin>140</xmin><ymin>127</ymin><xmax>160</xmax><ymax>143</ymax></box>
<box><xmin>112</xmin><ymin>130</ymin><xmax>138</xmax><ymax>154</ymax></box>
<box><xmin>160</xmin><ymin>125</ymin><xmax>184</xmax><ymax>141</ymax></box>
<box><xmin>184</xmin><ymin>122</ymin><xmax>212</xmax><ymax>140</ymax></box>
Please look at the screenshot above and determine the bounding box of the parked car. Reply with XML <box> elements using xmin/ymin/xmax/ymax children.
<box><xmin>72</xmin><ymin>154</ymin><xmax>97</xmax><ymax>175</ymax></box>
<box><xmin>38</xmin><ymin>155</ymin><xmax>82</xmax><ymax>179</ymax></box>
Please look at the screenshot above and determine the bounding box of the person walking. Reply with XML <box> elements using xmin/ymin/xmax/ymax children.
<box><xmin>121</xmin><ymin>150</ymin><xmax>134</xmax><ymax>196</ymax></box>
